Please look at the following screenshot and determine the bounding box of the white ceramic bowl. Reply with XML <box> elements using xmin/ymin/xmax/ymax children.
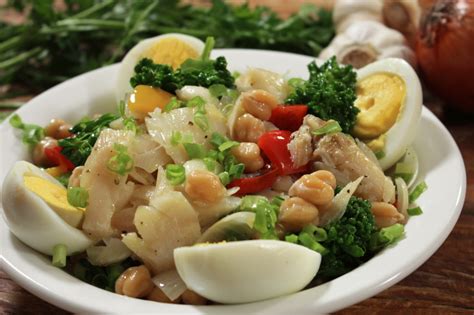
<box><xmin>0</xmin><ymin>49</ymin><xmax>466</xmax><ymax>314</ymax></box>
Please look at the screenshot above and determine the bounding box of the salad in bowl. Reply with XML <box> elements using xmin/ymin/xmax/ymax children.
<box><xmin>1</xmin><ymin>34</ymin><xmax>427</xmax><ymax>305</ymax></box>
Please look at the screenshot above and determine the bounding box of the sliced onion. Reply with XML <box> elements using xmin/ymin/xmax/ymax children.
<box><xmin>198</xmin><ymin>212</ymin><xmax>256</xmax><ymax>243</ymax></box>
<box><xmin>355</xmin><ymin>138</ymin><xmax>382</xmax><ymax>170</ymax></box>
<box><xmin>382</xmin><ymin>176</ymin><xmax>396</xmax><ymax>204</ymax></box>
<box><xmin>151</xmin><ymin>269</ymin><xmax>187</xmax><ymax>301</ymax></box>
<box><xmin>319</xmin><ymin>176</ymin><xmax>364</xmax><ymax>226</ymax></box>
<box><xmin>395</xmin><ymin>177</ymin><xmax>409</xmax><ymax>224</ymax></box>
<box><xmin>86</xmin><ymin>238</ymin><xmax>132</xmax><ymax>266</ymax></box>
<box><xmin>226</xmin><ymin>186</ymin><xmax>240</xmax><ymax>196</ymax></box>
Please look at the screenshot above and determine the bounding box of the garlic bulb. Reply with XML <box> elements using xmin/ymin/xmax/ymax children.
<box><xmin>333</xmin><ymin>0</ymin><xmax>420</xmax><ymax>42</ymax></box>
<box><xmin>319</xmin><ymin>21</ymin><xmax>416</xmax><ymax>69</ymax></box>
<box><xmin>382</xmin><ymin>0</ymin><xmax>421</xmax><ymax>39</ymax></box>
<box><xmin>333</xmin><ymin>0</ymin><xmax>383</xmax><ymax>33</ymax></box>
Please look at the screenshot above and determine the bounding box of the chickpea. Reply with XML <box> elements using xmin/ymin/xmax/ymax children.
<box><xmin>147</xmin><ymin>287</ymin><xmax>181</xmax><ymax>304</ymax></box>
<box><xmin>233</xmin><ymin>113</ymin><xmax>265</xmax><ymax>143</ymax></box>
<box><xmin>312</xmin><ymin>170</ymin><xmax>336</xmax><ymax>189</ymax></box>
<box><xmin>231</xmin><ymin>142</ymin><xmax>264</xmax><ymax>173</ymax></box>
<box><xmin>289</xmin><ymin>172</ymin><xmax>334</xmax><ymax>206</ymax></box>
<box><xmin>279</xmin><ymin>197</ymin><xmax>319</xmax><ymax>232</ymax></box>
<box><xmin>241</xmin><ymin>90</ymin><xmax>278</xmax><ymax>121</ymax></box>
<box><xmin>44</xmin><ymin>118</ymin><xmax>72</xmax><ymax>139</ymax></box>
<box><xmin>111</xmin><ymin>207</ymin><xmax>137</xmax><ymax>233</ymax></box>
<box><xmin>32</xmin><ymin>137</ymin><xmax>58</xmax><ymax>167</ymax></box>
<box><xmin>115</xmin><ymin>265</ymin><xmax>154</xmax><ymax>298</ymax></box>
<box><xmin>181</xmin><ymin>289</ymin><xmax>207</xmax><ymax>305</ymax></box>
<box><xmin>68</xmin><ymin>166</ymin><xmax>84</xmax><ymax>188</ymax></box>
<box><xmin>185</xmin><ymin>170</ymin><xmax>226</xmax><ymax>203</ymax></box>
<box><xmin>371</xmin><ymin>202</ymin><xmax>405</xmax><ymax>228</ymax></box>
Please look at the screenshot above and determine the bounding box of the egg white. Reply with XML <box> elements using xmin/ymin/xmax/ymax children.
<box><xmin>116</xmin><ymin>33</ymin><xmax>205</xmax><ymax>102</ymax></box>
<box><xmin>174</xmin><ymin>240</ymin><xmax>321</xmax><ymax>304</ymax></box>
<box><xmin>356</xmin><ymin>58</ymin><xmax>422</xmax><ymax>170</ymax></box>
<box><xmin>1</xmin><ymin>161</ymin><xmax>94</xmax><ymax>255</ymax></box>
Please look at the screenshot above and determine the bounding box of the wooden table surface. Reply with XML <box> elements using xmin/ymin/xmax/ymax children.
<box><xmin>1</xmin><ymin>1</ymin><xmax>473</xmax><ymax>314</ymax></box>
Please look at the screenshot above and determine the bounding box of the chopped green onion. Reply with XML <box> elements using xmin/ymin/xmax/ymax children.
<box><xmin>9</xmin><ymin>114</ymin><xmax>45</xmax><ymax>145</ymax></box>
<box><xmin>285</xmin><ymin>234</ymin><xmax>299</xmax><ymax>244</ymax></box>
<box><xmin>183</xmin><ymin>143</ymin><xmax>207</xmax><ymax>159</ymax></box>
<box><xmin>203</xmin><ymin>157</ymin><xmax>217</xmax><ymax>172</ymax></box>
<box><xmin>254</xmin><ymin>207</ymin><xmax>268</xmax><ymax>234</ymax></box>
<box><xmin>166</xmin><ymin>164</ymin><xmax>186</xmax><ymax>185</ymax></box>
<box><xmin>118</xmin><ymin>101</ymin><xmax>138</xmax><ymax>134</ymax></box>
<box><xmin>118</xmin><ymin>100</ymin><xmax>126</xmax><ymax>117</ymax></box>
<box><xmin>67</xmin><ymin>187</ymin><xmax>89</xmax><ymax>208</ymax></box>
<box><xmin>163</xmin><ymin>97</ymin><xmax>183</xmax><ymax>112</ymax></box>
<box><xmin>375</xmin><ymin>150</ymin><xmax>386</xmax><ymax>159</ymax></box>
<box><xmin>171</xmin><ymin>131</ymin><xmax>182</xmax><ymax>146</ymax></box>
<box><xmin>218</xmin><ymin>140</ymin><xmax>239</xmax><ymax>152</ymax></box>
<box><xmin>171</xmin><ymin>131</ymin><xmax>194</xmax><ymax>146</ymax></box>
<box><xmin>52</xmin><ymin>244</ymin><xmax>67</xmax><ymax>268</ymax></box>
<box><xmin>187</xmin><ymin>96</ymin><xmax>206</xmax><ymax>108</ymax></box>
<box><xmin>201</xmin><ymin>36</ymin><xmax>215</xmax><ymax>61</ymax></box>
<box><xmin>218</xmin><ymin>171</ymin><xmax>230</xmax><ymax>186</ymax></box>
<box><xmin>211</xmin><ymin>132</ymin><xmax>228</xmax><ymax>147</ymax></box>
<box><xmin>107</xmin><ymin>143</ymin><xmax>133</xmax><ymax>176</ymax></box>
<box><xmin>380</xmin><ymin>223</ymin><xmax>405</xmax><ymax>244</ymax></box>
<box><xmin>209</xmin><ymin>84</ymin><xmax>228</xmax><ymax>98</ymax></box>
<box><xmin>193</xmin><ymin>111</ymin><xmax>209</xmax><ymax>131</ymax></box>
<box><xmin>409</xmin><ymin>181</ymin><xmax>428</xmax><ymax>203</ymax></box>
<box><xmin>228</xmin><ymin>163</ymin><xmax>245</xmax><ymax>180</ymax></box>
<box><xmin>394</xmin><ymin>162</ymin><xmax>413</xmax><ymax>184</ymax></box>
<box><xmin>271</xmin><ymin>195</ymin><xmax>285</xmax><ymax>208</ymax></box>
<box><xmin>298</xmin><ymin>233</ymin><xmax>327</xmax><ymax>254</ymax></box>
<box><xmin>407</xmin><ymin>206</ymin><xmax>423</xmax><ymax>216</ymax></box>
<box><xmin>312</xmin><ymin>120</ymin><xmax>342</xmax><ymax>136</ymax></box>
<box><xmin>239</xmin><ymin>195</ymin><xmax>268</xmax><ymax>212</ymax></box>
<box><xmin>106</xmin><ymin>263</ymin><xmax>124</xmax><ymax>289</ymax></box>
<box><xmin>9</xmin><ymin>114</ymin><xmax>22</xmax><ymax>128</ymax></box>
<box><xmin>302</xmin><ymin>224</ymin><xmax>327</xmax><ymax>242</ymax></box>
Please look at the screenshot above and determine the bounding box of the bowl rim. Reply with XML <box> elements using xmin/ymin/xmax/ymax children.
<box><xmin>0</xmin><ymin>49</ymin><xmax>467</xmax><ymax>314</ymax></box>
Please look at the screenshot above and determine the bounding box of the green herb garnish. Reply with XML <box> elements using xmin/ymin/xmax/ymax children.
<box><xmin>52</xmin><ymin>244</ymin><xmax>67</xmax><ymax>268</ymax></box>
<box><xmin>107</xmin><ymin>143</ymin><xmax>133</xmax><ymax>176</ymax></box>
<box><xmin>58</xmin><ymin>113</ymin><xmax>119</xmax><ymax>166</ymax></box>
<box><xmin>67</xmin><ymin>187</ymin><xmax>89</xmax><ymax>208</ymax></box>
<box><xmin>409</xmin><ymin>181</ymin><xmax>428</xmax><ymax>203</ymax></box>
<box><xmin>9</xmin><ymin>114</ymin><xmax>44</xmax><ymax>145</ymax></box>
<box><xmin>286</xmin><ymin>57</ymin><xmax>358</xmax><ymax>133</ymax></box>
<box><xmin>166</xmin><ymin>164</ymin><xmax>186</xmax><ymax>185</ymax></box>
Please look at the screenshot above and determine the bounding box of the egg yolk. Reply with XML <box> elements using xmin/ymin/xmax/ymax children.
<box><xmin>128</xmin><ymin>85</ymin><xmax>174</xmax><ymax>116</ymax></box>
<box><xmin>352</xmin><ymin>73</ymin><xmax>406</xmax><ymax>144</ymax></box>
<box><xmin>143</xmin><ymin>37</ymin><xmax>200</xmax><ymax>69</ymax></box>
<box><xmin>24</xmin><ymin>175</ymin><xmax>85</xmax><ymax>228</ymax></box>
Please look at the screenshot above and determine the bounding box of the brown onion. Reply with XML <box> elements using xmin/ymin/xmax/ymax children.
<box><xmin>415</xmin><ymin>0</ymin><xmax>474</xmax><ymax>112</ymax></box>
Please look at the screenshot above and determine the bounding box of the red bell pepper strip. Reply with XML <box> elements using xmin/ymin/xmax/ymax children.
<box><xmin>258</xmin><ymin>130</ymin><xmax>308</xmax><ymax>176</ymax></box>
<box><xmin>227</xmin><ymin>167</ymin><xmax>279</xmax><ymax>196</ymax></box>
<box><xmin>269</xmin><ymin>105</ymin><xmax>308</xmax><ymax>131</ymax></box>
<box><xmin>44</xmin><ymin>146</ymin><xmax>75</xmax><ymax>171</ymax></box>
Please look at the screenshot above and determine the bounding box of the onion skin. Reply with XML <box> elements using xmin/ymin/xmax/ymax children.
<box><xmin>415</xmin><ymin>0</ymin><xmax>474</xmax><ymax>112</ymax></box>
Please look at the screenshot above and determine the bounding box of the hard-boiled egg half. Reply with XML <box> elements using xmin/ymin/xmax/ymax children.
<box><xmin>351</xmin><ymin>58</ymin><xmax>422</xmax><ymax>170</ymax></box>
<box><xmin>116</xmin><ymin>34</ymin><xmax>205</xmax><ymax>119</ymax></box>
<box><xmin>2</xmin><ymin>161</ymin><xmax>93</xmax><ymax>255</ymax></box>
<box><xmin>174</xmin><ymin>240</ymin><xmax>321</xmax><ymax>304</ymax></box>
